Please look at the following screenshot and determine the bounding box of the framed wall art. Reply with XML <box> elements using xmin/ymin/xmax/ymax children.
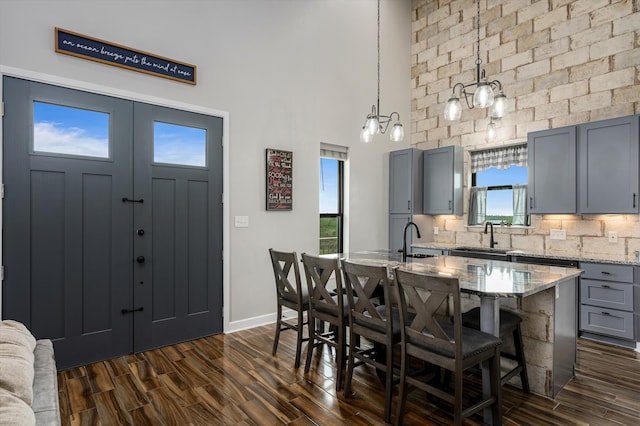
<box><xmin>266</xmin><ymin>148</ymin><xmax>293</xmax><ymax>211</ymax></box>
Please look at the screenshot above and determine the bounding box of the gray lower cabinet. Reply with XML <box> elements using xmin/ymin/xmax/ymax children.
<box><xmin>389</xmin><ymin>148</ymin><xmax>423</xmax><ymax>250</ymax></box>
<box><xmin>422</xmin><ymin>146</ymin><xmax>463</xmax><ymax>215</ymax></box>
<box><xmin>527</xmin><ymin>126</ymin><xmax>576</xmax><ymax>214</ymax></box>
<box><xmin>578</xmin><ymin>115</ymin><xmax>639</xmax><ymax>214</ymax></box>
<box><xmin>579</xmin><ymin>262</ymin><xmax>637</xmax><ymax>347</ymax></box>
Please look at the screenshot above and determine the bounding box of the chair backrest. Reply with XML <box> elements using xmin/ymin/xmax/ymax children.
<box><xmin>341</xmin><ymin>260</ymin><xmax>393</xmax><ymax>334</ymax></box>
<box><xmin>394</xmin><ymin>268</ymin><xmax>462</xmax><ymax>360</ymax></box>
<box><xmin>269</xmin><ymin>248</ymin><xmax>303</xmax><ymax>304</ymax></box>
<box><xmin>301</xmin><ymin>253</ymin><xmax>343</xmax><ymax>316</ymax></box>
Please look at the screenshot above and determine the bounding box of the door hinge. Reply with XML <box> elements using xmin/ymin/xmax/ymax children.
<box><xmin>1</xmin><ymin>266</ymin><xmax>4</xmax><ymax>281</ymax></box>
<box><xmin>1</xmin><ymin>184</ymin><xmax>4</xmax><ymax>199</ymax></box>
<box><xmin>1</xmin><ymin>102</ymin><xmax>4</xmax><ymax>117</ymax></box>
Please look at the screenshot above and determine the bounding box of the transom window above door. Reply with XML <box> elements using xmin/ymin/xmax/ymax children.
<box><xmin>153</xmin><ymin>121</ymin><xmax>207</xmax><ymax>167</ymax></box>
<box><xmin>33</xmin><ymin>101</ymin><xmax>110</xmax><ymax>158</ymax></box>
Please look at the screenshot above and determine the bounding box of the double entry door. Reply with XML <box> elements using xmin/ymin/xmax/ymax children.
<box><xmin>2</xmin><ymin>76</ymin><xmax>223</xmax><ymax>369</ymax></box>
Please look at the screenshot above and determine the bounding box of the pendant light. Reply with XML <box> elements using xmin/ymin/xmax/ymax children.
<box><xmin>360</xmin><ymin>0</ymin><xmax>404</xmax><ymax>143</ymax></box>
<box><xmin>444</xmin><ymin>0</ymin><xmax>507</xmax><ymax>129</ymax></box>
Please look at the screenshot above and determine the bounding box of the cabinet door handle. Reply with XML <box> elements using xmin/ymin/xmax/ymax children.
<box><xmin>601</xmin><ymin>271</ymin><xmax>611</xmax><ymax>275</ymax></box>
<box><xmin>448</xmin><ymin>200</ymin><xmax>452</xmax><ymax>210</ymax></box>
<box><xmin>601</xmin><ymin>311</ymin><xmax>610</xmax><ymax>316</ymax></box>
<box><xmin>601</xmin><ymin>284</ymin><xmax>610</xmax><ymax>289</ymax></box>
<box><xmin>634</xmin><ymin>193</ymin><xmax>637</xmax><ymax>208</ymax></box>
<box><xmin>408</xmin><ymin>200</ymin><xmax>411</xmax><ymax>211</ymax></box>
<box><xmin>529</xmin><ymin>197</ymin><xmax>533</xmax><ymax>209</ymax></box>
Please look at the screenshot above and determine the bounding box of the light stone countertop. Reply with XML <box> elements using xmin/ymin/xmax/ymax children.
<box><xmin>338</xmin><ymin>250</ymin><xmax>582</xmax><ymax>298</ymax></box>
<box><xmin>411</xmin><ymin>242</ymin><xmax>640</xmax><ymax>266</ymax></box>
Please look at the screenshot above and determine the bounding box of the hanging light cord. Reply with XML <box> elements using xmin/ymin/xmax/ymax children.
<box><xmin>475</xmin><ymin>0</ymin><xmax>482</xmax><ymax>81</ymax></box>
<box><xmin>376</xmin><ymin>0</ymin><xmax>381</xmax><ymax>114</ymax></box>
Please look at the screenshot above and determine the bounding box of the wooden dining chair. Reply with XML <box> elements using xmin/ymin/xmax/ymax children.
<box><xmin>462</xmin><ymin>307</ymin><xmax>530</xmax><ymax>392</ymax></box>
<box><xmin>269</xmin><ymin>249</ymin><xmax>309</xmax><ymax>368</ymax></box>
<box><xmin>393</xmin><ymin>268</ymin><xmax>502</xmax><ymax>426</ymax></box>
<box><xmin>341</xmin><ymin>260</ymin><xmax>400</xmax><ymax>423</ymax></box>
<box><xmin>301</xmin><ymin>253</ymin><xmax>348</xmax><ymax>391</ymax></box>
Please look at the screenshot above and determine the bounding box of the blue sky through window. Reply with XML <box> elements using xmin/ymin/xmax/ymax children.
<box><xmin>33</xmin><ymin>101</ymin><xmax>109</xmax><ymax>157</ymax></box>
<box><xmin>476</xmin><ymin>166</ymin><xmax>527</xmax><ymax>216</ymax></box>
<box><xmin>154</xmin><ymin>121</ymin><xmax>206</xmax><ymax>167</ymax></box>
<box><xmin>320</xmin><ymin>158</ymin><xmax>339</xmax><ymax>213</ymax></box>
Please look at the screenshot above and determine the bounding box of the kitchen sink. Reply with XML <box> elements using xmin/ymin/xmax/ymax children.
<box><xmin>449</xmin><ymin>247</ymin><xmax>510</xmax><ymax>261</ymax></box>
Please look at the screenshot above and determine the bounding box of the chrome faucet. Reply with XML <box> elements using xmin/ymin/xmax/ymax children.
<box><xmin>402</xmin><ymin>221</ymin><xmax>421</xmax><ymax>262</ymax></box>
<box><xmin>484</xmin><ymin>221</ymin><xmax>497</xmax><ymax>249</ymax></box>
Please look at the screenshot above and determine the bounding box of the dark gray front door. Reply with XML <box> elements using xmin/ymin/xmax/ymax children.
<box><xmin>2</xmin><ymin>76</ymin><xmax>223</xmax><ymax>369</ymax></box>
<box><xmin>132</xmin><ymin>103</ymin><xmax>223</xmax><ymax>352</ymax></box>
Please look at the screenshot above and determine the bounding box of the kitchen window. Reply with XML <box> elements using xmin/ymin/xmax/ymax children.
<box><xmin>319</xmin><ymin>143</ymin><xmax>348</xmax><ymax>254</ymax></box>
<box><xmin>469</xmin><ymin>144</ymin><xmax>529</xmax><ymax>226</ymax></box>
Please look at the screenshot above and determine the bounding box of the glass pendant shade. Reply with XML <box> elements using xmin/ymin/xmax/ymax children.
<box><xmin>390</xmin><ymin>123</ymin><xmax>404</xmax><ymax>142</ymax></box>
<box><xmin>473</xmin><ymin>82</ymin><xmax>494</xmax><ymax>108</ymax></box>
<box><xmin>444</xmin><ymin>97</ymin><xmax>462</xmax><ymax>121</ymax></box>
<box><xmin>360</xmin><ymin>127</ymin><xmax>373</xmax><ymax>143</ymax></box>
<box><xmin>491</xmin><ymin>92</ymin><xmax>507</xmax><ymax>118</ymax></box>
<box><xmin>365</xmin><ymin>116</ymin><xmax>379</xmax><ymax>135</ymax></box>
<box><xmin>486</xmin><ymin>121</ymin><xmax>497</xmax><ymax>141</ymax></box>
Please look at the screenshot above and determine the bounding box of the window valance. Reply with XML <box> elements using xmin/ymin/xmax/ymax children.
<box><xmin>470</xmin><ymin>144</ymin><xmax>527</xmax><ymax>173</ymax></box>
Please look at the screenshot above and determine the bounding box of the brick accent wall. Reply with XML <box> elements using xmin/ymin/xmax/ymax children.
<box><xmin>411</xmin><ymin>0</ymin><xmax>640</xmax><ymax>262</ymax></box>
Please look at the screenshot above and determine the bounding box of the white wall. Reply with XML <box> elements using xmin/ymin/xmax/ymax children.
<box><xmin>0</xmin><ymin>0</ymin><xmax>412</xmax><ymax>330</ymax></box>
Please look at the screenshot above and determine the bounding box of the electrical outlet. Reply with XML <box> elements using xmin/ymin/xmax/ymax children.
<box><xmin>608</xmin><ymin>231</ymin><xmax>618</xmax><ymax>243</ymax></box>
<box><xmin>234</xmin><ymin>215</ymin><xmax>249</xmax><ymax>228</ymax></box>
<box><xmin>550</xmin><ymin>229</ymin><xmax>566</xmax><ymax>240</ymax></box>
<box><xmin>433</xmin><ymin>226</ymin><xmax>439</xmax><ymax>235</ymax></box>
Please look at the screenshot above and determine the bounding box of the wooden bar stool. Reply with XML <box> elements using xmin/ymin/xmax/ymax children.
<box><xmin>269</xmin><ymin>249</ymin><xmax>309</xmax><ymax>368</ymax></box>
<box><xmin>301</xmin><ymin>253</ymin><xmax>348</xmax><ymax>391</ymax></box>
<box><xmin>462</xmin><ymin>307</ymin><xmax>530</xmax><ymax>392</ymax></box>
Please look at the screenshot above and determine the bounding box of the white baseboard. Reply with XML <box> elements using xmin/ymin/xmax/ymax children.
<box><xmin>225</xmin><ymin>308</ymin><xmax>296</xmax><ymax>334</ymax></box>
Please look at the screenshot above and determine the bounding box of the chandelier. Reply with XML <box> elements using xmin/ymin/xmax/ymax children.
<box><xmin>444</xmin><ymin>0</ymin><xmax>507</xmax><ymax>129</ymax></box>
<box><xmin>360</xmin><ymin>0</ymin><xmax>404</xmax><ymax>143</ymax></box>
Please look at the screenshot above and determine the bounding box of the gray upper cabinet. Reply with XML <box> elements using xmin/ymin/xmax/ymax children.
<box><xmin>528</xmin><ymin>127</ymin><xmax>577</xmax><ymax>214</ymax></box>
<box><xmin>578</xmin><ymin>115</ymin><xmax>639</xmax><ymax>214</ymax></box>
<box><xmin>389</xmin><ymin>148</ymin><xmax>423</xmax><ymax>214</ymax></box>
<box><xmin>422</xmin><ymin>146</ymin><xmax>463</xmax><ymax>215</ymax></box>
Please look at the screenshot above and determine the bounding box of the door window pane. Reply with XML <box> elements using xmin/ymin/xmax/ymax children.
<box><xmin>154</xmin><ymin>121</ymin><xmax>206</xmax><ymax>167</ymax></box>
<box><xmin>33</xmin><ymin>102</ymin><xmax>109</xmax><ymax>158</ymax></box>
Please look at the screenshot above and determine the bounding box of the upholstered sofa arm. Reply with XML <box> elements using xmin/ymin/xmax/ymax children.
<box><xmin>32</xmin><ymin>340</ymin><xmax>61</xmax><ymax>425</ymax></box>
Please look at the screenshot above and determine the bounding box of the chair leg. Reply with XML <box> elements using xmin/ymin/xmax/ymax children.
<box><xmin>395</xmin><ymin>346</ymin><xmax>408</xmax><ymax>426</ymax></box>
<box><xmin>453</xmin><ymin>369</ymin><xmax>463</xmax><ymax>426</ymax></box>
<box><xmin>335</xmin><ymin>323</ymin><xmax>345</xmax><ymax>391</ymax></box>
<box><xmin>343</xmin><ymin>328</ymin><xmax>356</xmax><ymax>399</ymax></box>
<box><xmin>383</xmin><ymin>341</ymin><xmax>393</xmax><ymax>424</ymax></box>
<box><xmin>304</xmin><ymin>312</ymin><xmax>316</xmax><ymax>373</ymax></box>
<box><xmin>513</xmin><ymin>325</ymin><xmax>530</xmax><ymax>393</ymax></box>
<box><xmin>272</xmin><ymin>303</ymin><xmax>282</xmax><ymax>355</ymax></box>
<box><xmin>294</xmin><ymin>308</ymin><xmax>305</xmax><ymax>368</ymax></box>
<box><xmin>490</xmin><ymin>349</ymin><xmax>502</xmax><ymax>425</ymax></box>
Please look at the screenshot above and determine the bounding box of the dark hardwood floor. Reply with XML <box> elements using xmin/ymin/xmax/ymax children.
<box><xmin>57</xmin><ymin>324</ymin><xmax>640</xmax><ymax>425</ymax></box>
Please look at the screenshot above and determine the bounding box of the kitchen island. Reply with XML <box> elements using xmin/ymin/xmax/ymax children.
<box><xmin>339</xmin><ymin>250</ymin><xmax>583</xmax><ymax>398</ymax></box>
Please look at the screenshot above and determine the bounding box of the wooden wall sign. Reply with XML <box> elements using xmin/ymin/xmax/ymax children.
<box><xmin>54</xmin><ymin>27</ymin><xmax>197</xmax><ymax>85</ymax></box>
<box><xmin>266</xmin><ymin>148</ymin><xmax>293</xmax><ymax>211</ymax></box>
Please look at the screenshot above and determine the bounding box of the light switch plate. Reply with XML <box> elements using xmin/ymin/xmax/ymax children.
<box><xmin>234</xmin><ymin>215</ymin><xmax>249</xmax><ymax>228</ymax></box>
<box><xmin>550</xmin><ymin>229</ymin><xmax>566</xmax><ymax>240</ymax></box>
<box><xmin>608</xmin><ymin>231</ymin><xmax>618</xmax><ymax>243</ymax></box>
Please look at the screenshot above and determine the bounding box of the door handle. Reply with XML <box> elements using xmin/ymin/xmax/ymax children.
<box><xmin>137</xmin><ymin>228</ymin><xmax>145</xmax><ymax>236</ymax></box>
<box><xmin>122</xmin><ymin>197</ymin><xmax>144</xmax><ymax>203</ymax></box>
<box><xmin>121</xmin><ymin>307</ymin><xmax>144</xmax><ymax>315</ymax></box>
<box><xmin>136</xmin><ymin>256</ymin><xmax>145</xmax><ymax>264</ymax></box>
